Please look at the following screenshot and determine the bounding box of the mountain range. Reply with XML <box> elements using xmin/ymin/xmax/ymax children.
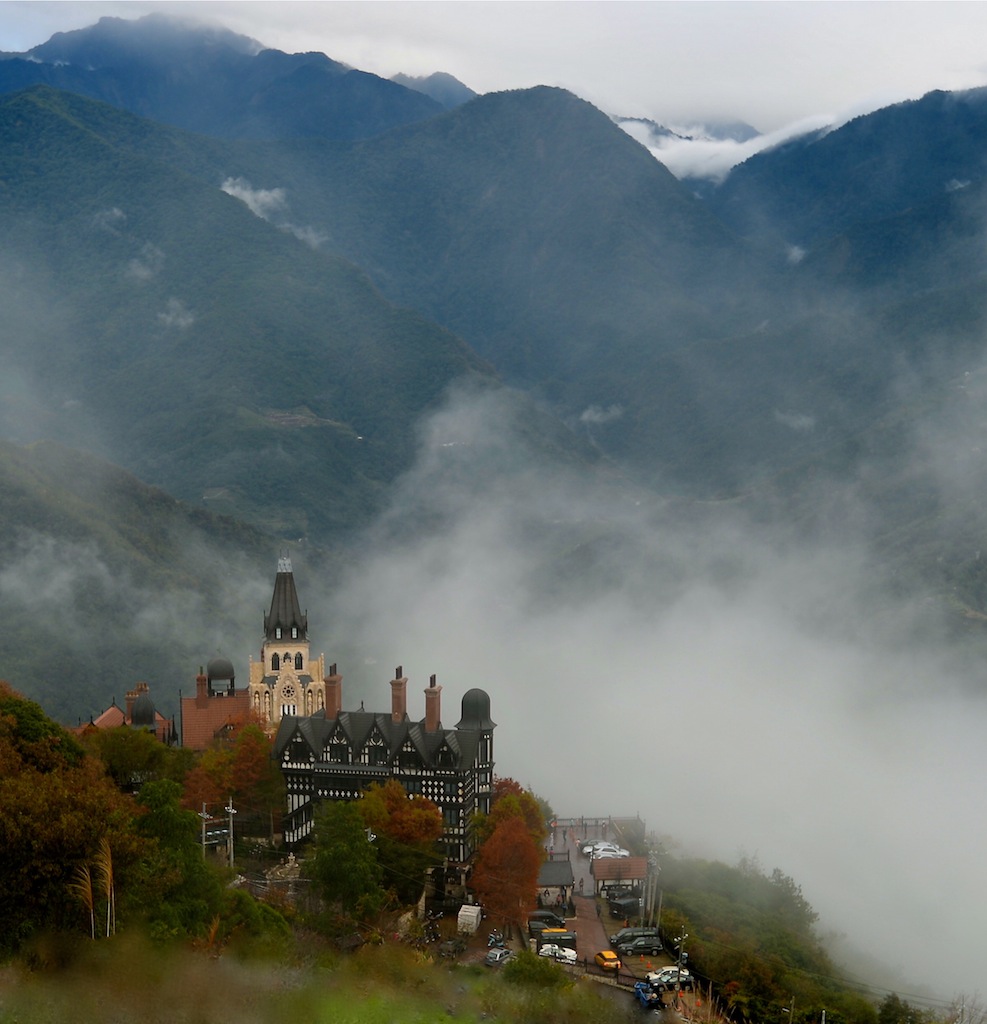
<box><xmin>3</xmin><ymin>13</ymin><xmax>987</xmax><ymax>720</ymax></box>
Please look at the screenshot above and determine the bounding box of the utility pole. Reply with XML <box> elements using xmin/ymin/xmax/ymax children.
<box><xmin>225</xmin><ymin>796</ymin><xmax>237</xmax><ymax>869</ymax></box>
<box><xmin>674</xmin><ymin>931</ymin><xmax>688</xmax><ymax>1008</ymax></box>
<box><xmin>198</xmin><ymin>803</ymin><xmax>210</xmax><ymax>859</ymax></box>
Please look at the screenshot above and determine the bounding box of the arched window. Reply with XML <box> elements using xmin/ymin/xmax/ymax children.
<box><xmin>271</xmin><ymin>653</ymin><xmax>280</xmax><ymax>671</ymax></box>
<box><xmin>283</xmin><ymin>651</ymin><xmax>291</xmax><ymax>665</ymax></box>
<box><xmin>295</xmin><ymin>652</ymin><xmax>303</xmax><ymax>670</ymax></box>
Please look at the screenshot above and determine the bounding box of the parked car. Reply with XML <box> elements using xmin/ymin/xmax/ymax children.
<box><xmin>538</xmin><ymin>928</ymin><xmax>578</xmax><ymax>949</ymax></box>
<box><xmin>608</xmin><ymin>895</ymin><xmax>642</xmax><ymax>918</ymax></box>
<box><xmin>581</xmin><ymin>840</ymin><xmax>623</xmax><ymax>856</ymax></box>
<box><xmin>646</xmin><ymin>966</ymin><xmax>693</xmax><ymax>990</ymax></box>
<box><xmin>527</xmin><ymin>919</ymin><xmax>558</xmax><ymax>937</ymax></box>
<box><xmin>484</xmin><ymin>947</ymin><xmax>514</xmax><ymax>967</ymax></box>
<box><xmin>617</xmin><ymin>935</ymin><xmax>663</xmax><ymax>957</ymax></box>
<box><xmin>594</xmin><ymin>949</ymin><xmax>622</xmax><ymax>972</ymax></box>
<box><xmin>593</xmin><ymin>847</ymin><xmax>630</xmax><ymax>859</ymax></box>
<box><xmin>609</xmin><ymin>926</ymin><xmax>661</xmax><ymax>947</ymax></box>
<box><xmin>538</xmin><ymin>943</ymin><xmax>578</xmax><ymax>965</ymax></box>
<box><xmin>529</xmin><ymin>909</ymin><xmax>567</xmax><ymax>927</ymax></box>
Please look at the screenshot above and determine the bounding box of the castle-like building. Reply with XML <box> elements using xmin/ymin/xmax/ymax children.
<box><xmin>274</xmin><ymin>669</ymin><xmax>495</xmax><ymax>864</ymax></box>
<box><xmin>181</xmin><ymin>557</ymin><xmax>496</xmax><ymax>864</ymax></box>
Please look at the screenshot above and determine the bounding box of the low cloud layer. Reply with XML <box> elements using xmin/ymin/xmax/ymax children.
<box><xmin>315</xmin><ymin>382</ymin><xmax>987</xmax><ymax>1001</ymax></box>
<box><xmin>619</xmin><ymin>115</ymin><xmax>836</xmax><ymax>183</ymax></box>
<box><xmin>221</xmin><ymin>176</ymin><xmax>327</xmax><ymax>248</ymax></box>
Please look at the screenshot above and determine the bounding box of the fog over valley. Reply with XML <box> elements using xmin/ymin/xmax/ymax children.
<box><xmin>312</xmin><ymin>385</ymin><xmax>987</xmax><ymax>1002</ymax></box>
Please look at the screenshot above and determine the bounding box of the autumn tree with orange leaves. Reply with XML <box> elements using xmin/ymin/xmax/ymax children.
<box><xmin>474</xmin><ymin>776</ymin><xmax>549</xmax><ymax>847</ymax></box>
<box><xmin>470</xmin><ymin>814</ymin><xmax>542</xmax><ymax>935</ymax></box>
<box><xmin>181</xmin><ymin>723</ymin><xmax>283</xmax><ymax>836</ymax></box>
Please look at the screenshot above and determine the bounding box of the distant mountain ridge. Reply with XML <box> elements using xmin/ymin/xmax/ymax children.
<box><xmin>709</xmin><ymin>86</ymin><xmax>987</xmax><ymax>246</ymax></box>
<box><xmin>0</xmin><ymin>12</ymin><xmax>446</xmax><ymax>139</ymax></box>
<box><xmin>390</xmin><ymin>71</ymin><xmax>476</xmax><ymax>109</ymax></box>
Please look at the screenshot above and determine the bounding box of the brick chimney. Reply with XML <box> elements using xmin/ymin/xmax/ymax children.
<box><xmin>424</xmin><ymin>674</ymin><xmax>442</xmax><ymax>733</ymax></box>
<box><xmin>390</xmin><ymin>666</ymin><xmax>408</xmax><ymax>722</ymax></box>
<box><xmin>195</xmin><ymin>668</ymin><xmax>208</xmax><ymax>706</ymax></box>
<box><xmin>125</xmin><ymin>685</ymin><xmax>138</xmax><ymax>722</ymax></box>
<box><xmin>324</xmin><ymin>663</ymin><xmax>342</xmax><ymax>719</ymax></box>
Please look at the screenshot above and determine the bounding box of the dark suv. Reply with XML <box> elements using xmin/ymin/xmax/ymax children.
<box><xmin>529</xmin><ymin>909</ymin><xmax>567</xmax><ymax>928</ymax></box>
<box><xmin>617</xmin><ymin>935</ymin><xmax>663</xmax><ymax>957</ymax></box>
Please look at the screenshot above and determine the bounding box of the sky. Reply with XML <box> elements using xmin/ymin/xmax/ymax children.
<box><xmin>3</xmin><ymin>1</ymin><xmax>987</xmax><ymax>135</ymax></box>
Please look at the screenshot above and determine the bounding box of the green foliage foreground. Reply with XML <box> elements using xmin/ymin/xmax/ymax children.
<box><xmin>0</xmin><ymin>937</ymin><xmax>634</xmax><ymax>1024</ymax></box>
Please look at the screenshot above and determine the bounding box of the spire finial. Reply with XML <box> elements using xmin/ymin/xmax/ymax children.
<box><xmin>277</xmin><ymin>550</ymin><xmax>292</xmax><ymax>573</ymax></box>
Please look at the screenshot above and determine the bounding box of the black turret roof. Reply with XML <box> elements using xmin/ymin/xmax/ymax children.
<box><xmin>264</xmin><ymin>554</ymin><xmax>308</xmax><ymax>641</ymax></box>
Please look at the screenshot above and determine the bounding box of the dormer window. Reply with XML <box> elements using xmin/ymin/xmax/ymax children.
<box><xmin>275</xmin><ymin>627</ymin><xmax>282</xmax><ymax>639</ymax></box>
<box><xmin>291</xmin><ymin>627</ymin><xmax>298</xmax><ymax>639</ymax></box>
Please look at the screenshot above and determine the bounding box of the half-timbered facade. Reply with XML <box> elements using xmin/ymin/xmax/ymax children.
<box><xmin>273</xmin><ymin>669</ymin><xmax>495</xmax><ymax>864</ymax></box>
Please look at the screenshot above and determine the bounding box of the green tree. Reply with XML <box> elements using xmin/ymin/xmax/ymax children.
<box><xmin>130</xmin><ymin>779</ymin><xmax>226</xmax><ymax>938</ymax></box>
<box><xmin>358</xmin><ymin>780</ymin><xmax>443</xmax><ymax>904</ymax></box>
<box><xmin>81</xmin><ymin>724</ymin><xmax>189</xmax><ymax>792</ymax></box>
<box><xmin>309</xmin><ymin>800</ymin><xmax>385</xmax><ymax>923</ymax></box>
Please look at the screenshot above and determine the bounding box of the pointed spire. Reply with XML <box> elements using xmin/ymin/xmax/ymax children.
<box><xmin>264</xmin><ymin>552</ymin><xmax>308</xmax><ymax>641</ymax></box>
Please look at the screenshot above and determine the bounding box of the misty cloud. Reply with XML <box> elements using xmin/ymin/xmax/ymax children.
<box><xmin>221</xmin><ymin>176</ymin><xmax>288</xmax><ymax>219</ymax></box>
<box><xmin>126</xmin><ymin>241</ymin><xmax>165</xmax><ymax>281</ymax></box>
<box><xmin>157</xmin><ymin>297</ymin><xmax>195</xmax><ymax>330</ymax></box>
<box><xmin>315</xmin><ymin>383</ymin><xmax>987</xmax><ymax>999</ymax></box>
<box><xmin>92</xmin><ymin>206</ymin><xmax>126</xmax><ymax>234</ymax></box>
<box><xmin>774</xmin><ymin>409</ymin><xmax>815</xmax><ymax>432</ymax></box>
<box><xmin>619</xmin><ymin>114</ymin><xmax>835</xmax><ymax>182</ymax></box>
<box><xmin>579</xmin><ymin>404</ymin><xmax>624</xmax><ymax>426</ymax></box>
<box><xmin>221</xmin><ymin>176</ymin><xmax>326</xmax><ymax>250</ymax></box>
<box><xmin>786</xmin><ymin>244</ymin><xmax>807</xmax><ymax>264</ymax></box>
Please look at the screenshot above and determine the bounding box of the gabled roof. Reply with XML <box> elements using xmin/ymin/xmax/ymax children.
<box><xmin>590</xmin><ymin>856</ymin><xmax>649</xmax><ymax>883</ymax></box>
<box><xmin>273</xmin><ymin>708</ymin><xmax>486</xmax><ymax>770</ymax></box>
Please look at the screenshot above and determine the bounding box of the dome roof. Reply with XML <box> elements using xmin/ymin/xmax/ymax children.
<box><xmin>457</xmin><ymin>688</ymin><xmax>495</xmax><ymax>731</ymax></box>
<box><xmin>131</xmin><ymin>690</ymin><xmax>157</xmax><ymax>727</ymax></box>
<box><xmin>207</xmin><ymin>657</ymin><xmax>235</xmax><ymax>682</ymax></box>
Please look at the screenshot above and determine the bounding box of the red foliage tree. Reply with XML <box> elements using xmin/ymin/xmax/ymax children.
<box><xmin>359</xmin><ymin>779</ymin><xmax>442</xmax><ymax>845</ymax></box>
<box><xmin>470</xmin><ymin>815</ymin><xmax>542</xmax><ymax>934</ymax></box>
<box><xmin>476</xmin><ymin>776</ymin><xmax>548</xmax><ymax>847</ymax></box>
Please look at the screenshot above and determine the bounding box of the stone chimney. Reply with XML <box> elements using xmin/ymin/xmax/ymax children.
<box><xmin>424</xmin><ymin>674</ymin><xmax>442</xmax><ymax>733</ymax></box>
<box><xmin>195</xmin><ymin>668</ymin><xmax>208</xmax><ymax>705</ymax></box>
<box><xmin>324</xmin><ymin>663</ymin><xmax>343</xmax><ymax>719</ymax></box>
<box><xmin>390</xmin><ymin>666</ymin><xmax>408</xmax><ymax>722</ymax></box>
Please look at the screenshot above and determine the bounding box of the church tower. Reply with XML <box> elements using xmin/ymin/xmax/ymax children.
<box><xmin>249</xmin><ymin>554</ymin><xmax>326</xmax><ymax>729</ymax></box>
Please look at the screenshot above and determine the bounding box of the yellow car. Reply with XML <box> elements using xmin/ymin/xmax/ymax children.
<box><xmin>594</xmin><ymin>950</ymin><xmax>622</xmax><ymax>972</ymax></box>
